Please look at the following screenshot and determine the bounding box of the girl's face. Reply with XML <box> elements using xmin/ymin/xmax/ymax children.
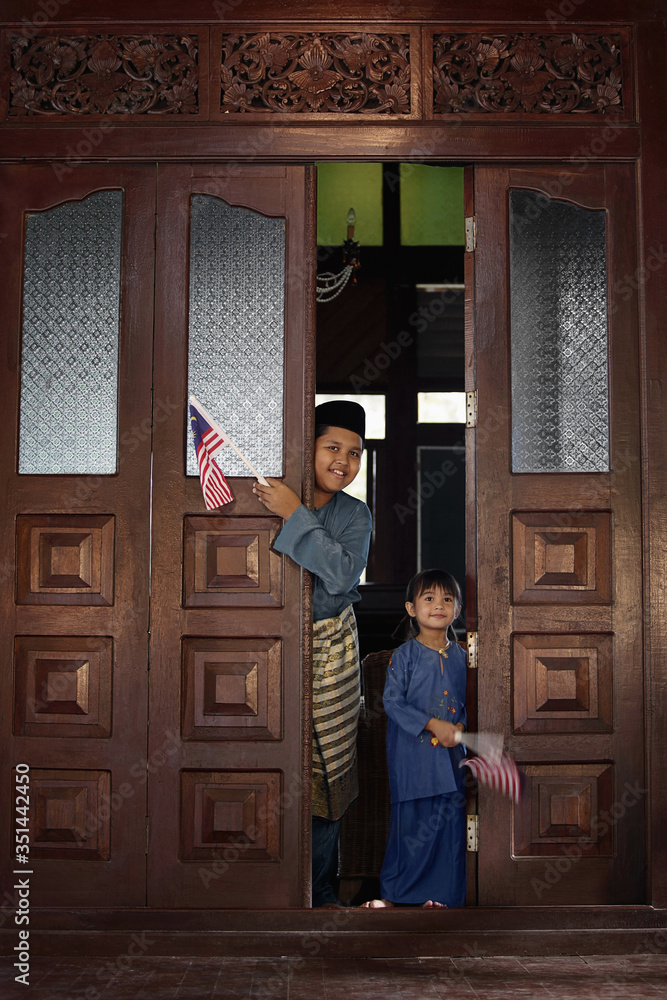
<box><xmin>313</xmin><ymin>426</ymin><xmax>363</xmax><ymax>502</ymax></box>
<box><xmin>406</xmin><ymin>586</ymin><xmax>459</xmax><ymax>635</ymax></box>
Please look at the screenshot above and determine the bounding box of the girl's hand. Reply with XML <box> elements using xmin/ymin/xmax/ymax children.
<box><xmin>426</xmin><ymin>717</ymin><xmax>462</xmax><ymax>748</ymax></box>
<box><xmin>253</xmin><ymin>478</ymin><xmax>302</xmax><ymax>520</ymax></box>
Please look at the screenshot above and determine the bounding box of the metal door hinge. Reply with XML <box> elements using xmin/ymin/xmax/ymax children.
<box><xmin>466</xmin><ymin>390</ymin><xmax>478</xmax><ymax>428</ymax></box>
<box><xmin>466</xmin><ymin>631</ymin><xmax>478</xmax><ymax>670</ymax></box>
<box><xmin>465</xmin><ymin>215</ymin><xmax>477</xmax><ymax>252</ymax></box>
<box><xmin>467</xmin><ymin>815</ymin><xmax>479</xmax><ymax>853</ymax></box>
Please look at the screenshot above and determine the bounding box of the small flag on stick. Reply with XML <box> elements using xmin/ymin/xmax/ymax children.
<box><xmin>189</xmin><ymin>399</ymin><xmax>234</xmax><ymax>510</ymax></box>
<box><xmin>189</xmin><ymin>395</ymin><xmax>269</xmax><ymax>511</ymax></box>
<box><xmin>456</xmin><ymin>731</ymin><xmax>523</xmax><ymax>804</ymax></box>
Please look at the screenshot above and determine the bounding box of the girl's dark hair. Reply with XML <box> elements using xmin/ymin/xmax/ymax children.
<box><xmin>394</xmin><ymin>568</ymin><xmax>463</xmax><ymax>642</ymax></box>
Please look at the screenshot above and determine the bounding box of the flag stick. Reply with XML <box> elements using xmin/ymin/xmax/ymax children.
<box><xmin>455</xmin><ymin>730</ymin><xmax>504</xmax><ymax>761</ymax></box>
<box><xmin>189</xmin><ymin>395</ymin><xmax>269</xmax><ymax>485</ymax></box>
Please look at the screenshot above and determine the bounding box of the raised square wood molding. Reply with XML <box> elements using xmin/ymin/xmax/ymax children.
<box><xmin>181</xmin><ymin>636</ymin><xmax>282</xmax><ymax>741</ymax></box>
<box><xmin>180</xmin><ymin>770</ymin><xmax>281</xmax><ymax>862</ymax></box>
<box><xmin>183</xmin><ymin>515</ymin><xmax>283</xmax><ymax>608</ymax></box>
<box><xmin>14</xmin><ymin>635</ymin><xmax>113</xmax><ymax>738</ymax></box>
<box><xmin>511</xmin><ymin>510</ymin><xmax>612</xmax><ymax>604</ymax></box>
<box><xmin>513</xmin><ymin>633</ymin><xmax>613</xmax><ymax>734</ymax></box>
<box><xmin>27</xmin><ymin>768</ymin><xmax>111</xmax><ymax>861</ymax></box>
<box><xmin>16</xmin><ymin>514</ymin><xmax>115</xmax><ymax>606</ymax></box>
<box><xmin>513</xmin><ymin>762</ymin><xmax>613</xmax><ymax>857</ymax></box>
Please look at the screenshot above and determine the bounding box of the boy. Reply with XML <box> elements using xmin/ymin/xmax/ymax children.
<box><xmin>253</xmin><ymin>400</ymin><xmax>372</xmax><ymax>906</ymax></box>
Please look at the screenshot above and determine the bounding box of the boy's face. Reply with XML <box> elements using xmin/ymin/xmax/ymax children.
<box><xmin>314</xmin><ymin>426</ymin><xmax>363</xmax><ymax>499</ymax></box>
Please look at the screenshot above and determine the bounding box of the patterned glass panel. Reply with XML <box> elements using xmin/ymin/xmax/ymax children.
<box><xmin>19</xmin><ymin>191</ymin><xmax>122</xmax><ymax>475</ymax></box>
<box><xmin>509</xmin><ymin>189</ymin><xmax>610</xmax><ymax>473</ymax></box>
<box><xmin>187</xmin><ymin>196</ymin><xmax>285</xmax><ymax>479</ymax></box>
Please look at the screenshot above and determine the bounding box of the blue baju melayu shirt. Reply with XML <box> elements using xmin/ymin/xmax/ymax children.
<box><xmin>272</xmin><ymin>490</ymin><xmax>372</xmax><ymax>622</ymax></box>
<box><xmin>383</xmin><ymin>638</ymin><xmax>468</xmax><ymax>803</ymax></box>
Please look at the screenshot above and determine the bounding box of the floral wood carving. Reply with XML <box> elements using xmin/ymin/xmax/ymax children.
<box><xmin>432</xmin><ymin>33</ymin><xmax>623</xmax><ymax>115</ymax></box>
<box><xmin>10</xmin><ymin>34</ymin><xmax>199</xmax><ymax>115</ymax></box>
<box><xmin>220</xmin><ymin>32</ymin><xmax>411</xmax><ymax>114</ymax></box>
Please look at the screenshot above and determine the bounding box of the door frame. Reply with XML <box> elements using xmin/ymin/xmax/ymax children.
<box><xmin>0</xmin><ymin>0</ymin><xmax>665</xmax><ymax>951</ymax></box>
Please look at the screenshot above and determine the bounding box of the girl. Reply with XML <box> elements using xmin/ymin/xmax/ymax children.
<box><xmin>362</xmin><ymin>568</ymin><xmax>467</xmax><ymax>909</ymax></box>
<box><xmin>253</xmin><ymin>400</ymin><xmax>372</xmax><ymax>907</ymax></box>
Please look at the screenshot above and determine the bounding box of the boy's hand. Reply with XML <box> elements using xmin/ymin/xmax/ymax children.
<box><xmin>426</xmin><ymin>717</ymin><xmax>461</xmax><ymax>748</ymax></box>
<box><xmin>253</xmin><ymin>479</ymin><xmax>302</xmax><ymax>520</ymax></box>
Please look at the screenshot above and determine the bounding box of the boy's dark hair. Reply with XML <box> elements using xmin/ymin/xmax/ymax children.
<box><xmin>314</xmin><ymin>400</ymin><xmax>366</xmax><ymax>447</ymax></box>
<box><xmin>394</xmin><ymin>568</ymin><xmax>463</xmax><ymax>641</ymax></box>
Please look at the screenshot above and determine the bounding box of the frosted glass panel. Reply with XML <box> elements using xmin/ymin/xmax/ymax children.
<box><xmin>187</xmin><ymin>196</ymin><xmax>285</xmax><ymax>478</ymax></box>
<box><xmin>510</xmin><ymin>189</ymin><xmax>610</xmax><ymax>473</ymax></box>
<box><xmin>19</xmin><ymin>191</ymin><xmax>122</xmax><ymax>475</ymax></box>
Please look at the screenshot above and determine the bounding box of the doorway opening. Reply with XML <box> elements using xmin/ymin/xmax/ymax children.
<box><xmin>315</xmin><ymin>161</ymin><xmax>468</xmax><ymax>906</ymax></box>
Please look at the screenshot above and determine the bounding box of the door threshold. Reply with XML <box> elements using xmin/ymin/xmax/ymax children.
<box><xmin>2</xmin><ymin>906</ymin><xmax>665</xmax><ymax>958</ymax></box>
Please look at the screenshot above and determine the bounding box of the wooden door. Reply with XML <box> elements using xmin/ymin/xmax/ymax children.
<box><xmin>0</xmin><ymin>162</ymin><xmax>314</xmax><ymax>910</ymax></box>
<box><xmin>147</xmin><ymin>165</ymin><xmax>315</xmax><ymax>907</ymax></box>
<box><xmin>0</xmin><ymin>165</ymin><xmax>155</xmax><ymax>905</ymax></box>
<box><xmin>470</xmin><ymin>164</ymin><xmax>645</xmax><ymax>905</ymax></box>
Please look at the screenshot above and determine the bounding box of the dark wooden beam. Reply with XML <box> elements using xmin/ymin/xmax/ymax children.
<box><xmin>2</xmin><ymin>906</ymin><xmax>665</xmax><ymax>957</ymax></box>
<box><xmin>0</xmin><ymin>125</ymin><xmax>641</xmax><ymax>164</ymax></box>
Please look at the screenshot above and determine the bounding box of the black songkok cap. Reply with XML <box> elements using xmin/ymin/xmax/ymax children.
<box><xmin>315</xmin><ymin>400</ymin><xmax>366</xmax><ymax>445</ymax></box>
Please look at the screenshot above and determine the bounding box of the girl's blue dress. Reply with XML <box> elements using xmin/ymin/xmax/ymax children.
<box><xmin>381</xmin><ymin>638</ymin><xmax>467</xmax><ymax>906</ymax></box>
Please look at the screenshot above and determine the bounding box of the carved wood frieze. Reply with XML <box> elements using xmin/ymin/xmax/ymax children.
<box><xmin>4</xmin><ymin>26</ymin><xmax>630</xmax><ymax>121</ymax></box>
<box><xmin>219</xmin><ymin>32</ymin><xmax>411</xmax><ymax>114</ymax></box>
<box><xmin>432</xmin><ymin>32</ymin><xmax>624</xmax><ymax>115</ymax></box>
<box><xmin>9</xmin><ymin>33</ymin><xmax>199</xmax><ymax>115</ymax></box>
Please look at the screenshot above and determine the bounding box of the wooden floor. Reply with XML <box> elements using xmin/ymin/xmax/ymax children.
<box><xmin>3</xmin><ymin>955</ymin><xmax>667</xmax><ymax>999</ymax></box>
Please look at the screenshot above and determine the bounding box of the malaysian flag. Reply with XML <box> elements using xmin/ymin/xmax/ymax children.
<box><xmin>189</xmin><ymin>400</ymin><xmax>234</xmax><ymax>509</ymax></box>
<box><xmin>460</xmin><ymin>751</ymin><xmax>523</xmax><ymax>804</ymax></box>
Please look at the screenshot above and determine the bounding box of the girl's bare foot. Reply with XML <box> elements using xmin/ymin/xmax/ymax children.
<box><xmin>358</xmin><ymin>898</ymin><xmax>394</xmax><ymax>908</ymax></box>
<box><xmin>422</xmin><ymin>900</ymin><xmax>447</xmax><ymax>908</ymax></box>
